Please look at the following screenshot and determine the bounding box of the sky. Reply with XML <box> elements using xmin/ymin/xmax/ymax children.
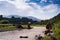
<box><xmin>0</xmin><ymin>0</ymin><xmax>60</xmax><ymax>20</ymax></box>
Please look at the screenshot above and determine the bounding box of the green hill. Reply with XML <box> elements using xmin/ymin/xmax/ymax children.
<box><xmin>42</xmin><ymin>13</ymin><xmax>60</xmax><ymax>40</ymax></box>
<box><xmin>49</xmin><ymin>13</ymin><xmax>60</xmax><ymax>40</ymax></box>
<box><xmin>49</xmin><ymin>13</ymin><xmax>60</xmax><ymax>23</ymax></box>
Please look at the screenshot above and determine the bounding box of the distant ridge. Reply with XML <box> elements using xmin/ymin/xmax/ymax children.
<box><xmin>27</xmin><ymin>16</ymin><xmax>41</xmax><ymax>22</ymax></box>
<box><xmin>3</xmin><ymin>15</ymin><xmax>41</xmax><ymax>22</ymax></box>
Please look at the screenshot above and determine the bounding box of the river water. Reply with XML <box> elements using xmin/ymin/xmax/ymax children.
<box><xmin>0</xmin><ymin>27</ymin><xmax>45</xmax><ymax>40</ymax></box>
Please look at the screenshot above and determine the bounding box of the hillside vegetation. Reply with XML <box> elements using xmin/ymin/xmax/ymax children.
<box><xmin>49</xmin><ymin>13</ymin><xmax>60</xmax><ymax>23</ymax></box>
<box><xmin>43</xmin><ymin>13</ymin><xmax>60</xmax><ymax>40</ymax></box>
<box><xmin>51</xmin><ymin>13</ymin><xmax>60</xmax><ymax>40</ymax></box>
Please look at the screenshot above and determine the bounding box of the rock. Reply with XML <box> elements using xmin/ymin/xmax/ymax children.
<box><xmin>20</xmin><ymin>36</ymin><xmax>28</xmax><ymax>38</ymax></box>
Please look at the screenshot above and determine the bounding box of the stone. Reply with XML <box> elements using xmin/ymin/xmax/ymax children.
<box><xmin>20</xmin><ymin>36</ymin><xmax>28</xmax><ymax>38</ymax></box>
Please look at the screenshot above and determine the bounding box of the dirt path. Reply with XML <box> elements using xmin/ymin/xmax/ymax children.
<box><xmin>0</xmin><ymin>27</ymin><xmax>46</xmax><ymax>40</ymax></box>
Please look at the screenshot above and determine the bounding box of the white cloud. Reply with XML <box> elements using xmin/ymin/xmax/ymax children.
<box><xmin>29</xmin><ymin>4</ymin><xmax>58</xmax><ymax>19</ymax></box>
<box><xmin>43</xmin><ymin>4</ymin><xmax>58</xmax><ymax>12</ymax></box>
<box><xmin>40</xmin><ymin>0</ymin><xmax>47</xmax><ymax>3</ymax></box>
<box><xmin>27</xmin><ymin>3</ymin><xmax>59</xmax><ymax>20</ymax></box>
<box><xmin>0</xmin><ymin>0</ymin><xmax>60</xmax><ymax>20</ymax></box>
<box><xmin>7</xmin><ymin>0</ymin><xmax>31</xmax><ymax>10</ymax></box>
<box><xmin>0</xmin><ymin>0</ymin><xmax>4</xmax><ymax>1</ymax></box>
<box><xmin>0</xmin><ymin>1</ymin><xmax>21</xmax><ymax>15</ymax></box>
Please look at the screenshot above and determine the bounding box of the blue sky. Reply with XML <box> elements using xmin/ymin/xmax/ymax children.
<box><xmin>0</xmin><ymin>0</ymin><xmax>60</xmax><ymax>20</ymax></box>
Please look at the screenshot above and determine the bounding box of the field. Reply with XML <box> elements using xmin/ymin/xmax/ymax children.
<box><xmin>0</xmin><ymin>24</ymin><xmax>16</xmax><ymax>31</ymax></box>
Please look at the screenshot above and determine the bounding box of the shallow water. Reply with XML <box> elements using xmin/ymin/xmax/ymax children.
<box><xmin>0</xmin><ymin>27</ymin><xmax>45</xmax><ymax>40</ymax></box>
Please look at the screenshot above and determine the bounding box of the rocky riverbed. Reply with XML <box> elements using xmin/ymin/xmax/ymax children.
<box><xmin>0</xmin><ymin>27</ymin><xmax>46</xmax><ymax>40</ymax></box>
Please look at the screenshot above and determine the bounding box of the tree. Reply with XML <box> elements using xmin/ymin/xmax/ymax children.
<box><xmin>21</xmin><ymin>17</ymin><xmax>29</xmax><ymax>24</ymax></box>
<box><xmin>0</xmin><ymin>15</ymin><xmax>3</xmax><ymax>20</ymax></box>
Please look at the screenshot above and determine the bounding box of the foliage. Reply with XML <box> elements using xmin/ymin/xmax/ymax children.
<box><xmin>42</xmin><ymin>13</ymin><xmax>60</xmax><ymax>40</ymax></box>
<box><xmin>0</xmin><ymin>24</ymin><xmax>13</xmax><ymax>27</ymax></box>
<box><xmin>53</xmin><ymin>22</ymin><xmax>60</xmax><ymax>40</ymax></box>
<box><xmin>0</xmin><ymin>16</ymin><xmax>39</xmax><ymax>24</ymax></box>
<box><xmin>50</xmin><ymin>13</ymin><xmax>60</xmax><ymax>40</ymax></box>
<box><xmin>49</xmin><ymin>13</ymin><xmax>60</xmax><ymax>23</ymax></box>
<box><xmin>0</xmin><ymin>20</ymin><xmax>9</xmax><ymax>24</ymax></box>
<box><xmin>43</xmin><ymin>36</ymin><xmax>52</xmax><ymax>40</ymax></box>
<box><xmin>0</xmin><ymin>26</ymin><xmax>16</xmax><ymax>31</ymax></box>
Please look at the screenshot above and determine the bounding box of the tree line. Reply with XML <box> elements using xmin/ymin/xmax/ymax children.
<box><xmin>0</xmin><ymin>15</ymin><xmax>39</xmax><ymax>24</ymax></box>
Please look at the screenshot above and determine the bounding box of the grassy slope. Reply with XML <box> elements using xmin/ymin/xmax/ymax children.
<box><xmin>43</xmin><ymin>13</ymin><xmax>60</xmax><ymax>40</ymax></box>
<box><xmin>54</xmin><ymin>22</ymin><xmax>60</xmax><ymax>40</ymax></box>
<box><xmin>50</xmin><ymin>13</ymin><xmax>60</xmax><ymax>40</ymax></box>
<box><xmin>49</xmin><ymin>13</ymin><xmax>60</xmax><ymax>23</ymax></box>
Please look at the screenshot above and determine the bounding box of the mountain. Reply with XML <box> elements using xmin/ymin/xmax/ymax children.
<box><xmin>26</xmin><ymin>16</ymin><xmax>41</xmax><ymax>22</ymax></box>
<box><xmin>3</xmin><ymin>15</ymin><xmax>41</xmax><ymax>22</ymax></box>
<box><xmin>4</xmin><ymin>15</ymin><xmax>22</xmax><ymax>18</ymax></box>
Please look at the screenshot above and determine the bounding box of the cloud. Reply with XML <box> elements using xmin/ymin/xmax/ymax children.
<box><xmin>7</xmin><ymin>0</ymin><xmax>30</xmax><ymax>10</ymax></box>
<box><xmin>0</xmin><ymin>0</ymin><xmax>4</xmax><ymax>1</ymax></box>
<box><xmin>40</xmin><ymin>0</ymin><xmax>47</xmax><ymax>3</ymax></box>
<box><xmin>0</xmin><ymin>1</ymin><xmax>21</xmax><ymax>15</ymax></box>
<box><xmin>43</xmin><ymin>4</ymin><xmax>58</xmax><ymax>13</ymax></box>
<box><xmin>0</xmin><ymin>0</ymin><xmax>60</xmax><ymax>20</ymax></box>
<box><xmin>27</xmin><ymin>2</ymin><xmax>59</xmax><ymax>19</ymax></box>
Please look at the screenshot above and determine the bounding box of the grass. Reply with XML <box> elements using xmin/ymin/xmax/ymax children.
<box><xmin>0</xmin><ymin>24</ymin><xmax>30</xmax><ymax>31</ymax></box>
<box><xmin>0</xmin><ymin>24</ymin><xmax>45</xmax><ymax>32</ymax></box>
<box><xmin>0</xmin><ymin>26</ymin><xmax>17</xmax><ymax>31</ymax></box>
<box><xmin>0</xmin><ymin>24</ymin><xmax>13</xmax><ymax>27</ymax></box>
<box><xmin>22</xmin><ymin>25</ymin><xmax>28</xmax><ymax>29</ymax></box>
<box><xmin>43</xmin><ymin>36</ymin><xmax>52</xmax><ymax>40</ymax></box>
<box><xmin>53</xmin><ymin>22</ymin><xmax>60</xmax><ymax>40</ymax></box>
<box><xmin>31</xmin><ymin>24</ymin><xmax>45</xmax><ymax>27</ymax></box>
<box><xmin>43</xmin><ymin>22</ymin><xmax>60</xmax><ymax>40</ymax></box>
